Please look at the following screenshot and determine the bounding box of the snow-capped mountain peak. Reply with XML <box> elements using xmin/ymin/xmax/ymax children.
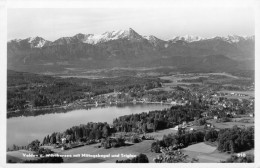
<box><xmin>8</xmin><ymin>31</ymin><xmax>255</xmax><ymax>48</ymax></box>
<box><xmin>212</xmin><ymin>35</ymin><xmax>255</xmax><ymax>43</ymax></box>
<box><xmin>171</xmin><ymin>35</ymin><xmax>205</xmax><ymax>43</ymax></box>
<box><xmin>26</xmin><ymin>36</ymin><xmax>50</xmax><ymax>48</ymax></box>
<box><xmin>103</xmin><ymin>28</ymin><xmax>143</xmax><ymax>40</ymax></box>
<box><xmin>143</xmin><ymin>35</ymin><xmax>166</xmax><ymax>46</ymax></box>
<box><xmin>74</xmin><ymin>28</ymin><xmax>143</xmax><ymax>44</ymax></box>
<box><xmin>144</xmin><ymin>35</ymin><xmax>158</xmax><ymax>41</ymax></box>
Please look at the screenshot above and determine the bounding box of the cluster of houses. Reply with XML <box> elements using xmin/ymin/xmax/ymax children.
<box><xmin>72</xmin><ymin>88</ymin><xmax>192</xmax><ymax>107</ymax></box>
<box><xmin>211</xmin><ymin>92</ymin><xmax>253</xmax><ymax>98</ymax></box>
<box><xmin>171</xmin><ymin>121</ymin><xmax>197</xmax><ymax>133</ymax></box>
<box><xmin>58</xmin><ymin>138</ymin><xmax>98</xmax><ymax>151</ymax></box>
<box><xmin>81</xmin><ymin>86</ymin><xmax>255</xmax><ymax>121</ymax></box>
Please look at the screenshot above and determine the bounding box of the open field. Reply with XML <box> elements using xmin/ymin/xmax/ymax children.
<box><xmin>59</xmin><ymin>140</ymin><xmax>158</xmax><ymax>163</ymax></box>
<box><xmin>7</xmin><ymin>127</ymin><xmax>254</xmax><ymax>163</ymax></box>
<box><xmin>207</xmin><ymin>118</ymin><xmax>254</xmax><ymax>129</ymax></box>
<box><xmin>215</xmin><ymin>95</ymin><xmax>253</xmax><ymax>100</ymax></box>
<box><xmin>218</xmin><ymin>90</ymin><xmax>254</xmax><ymax>97</ymax></box>
<box><xmin>183</xmin><ymin>142</ymin><xmax>216</xmax><ymax>153</ymax></box>
<box><xmin>208</xmin><ymin>72</ymin><xmax>240</xmax><ymax>79</ymax></box>
<box><xmin>156</xmin><ymin>72</ymin><xmax>244</xmax><ymax>91</ymax></box>
<box><xmin>182</xmin><ymin>142</ymin><xmax>229</xmax><ymax>163</ymax></box>
<box><xmin>56</xmin><ymin>66</ymin><xmax>177</xmax><ymax>79</ymax></box>
<box><xmin>183</xmin><ymin>147</ymin><xmax>254</xmax><ymax>163</ymax></box>
<box><xmin>6</xmin><ymin>128</ymin><xmax>177</xmax><ymax>163</ymax></box>
<box><xmin>6</xmin><ymin>150</ymin><xmax>37</xmax><ymax>163</ymax></box>
<box><xmin>160</xmin><ymin>75</ymin><xmax>205</xmax><ymax>85</ymax></box>
<box><xmin>59</xmin><ymin>75</ymin><xmax>106</xmax><ymax>79</ymax></box>
<box><xmin>115</xmin><ymin>128</ymin><xmax>178</xmax><ymax>141</ymax></box>
<box><xmin>152</xmin><ymin>74</ymin><xmax>205</xmax><ymax>91</ymax></box>
<box><xmin>145</xmin><ymin>128</ymin><xmax>178</xmax><ymax>140</ymax></box>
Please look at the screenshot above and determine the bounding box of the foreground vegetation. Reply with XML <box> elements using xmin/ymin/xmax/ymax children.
<box><xmin>221</xmin><ymin>154</ymin><xmax>254</xmax><ymax>163</ymax></box>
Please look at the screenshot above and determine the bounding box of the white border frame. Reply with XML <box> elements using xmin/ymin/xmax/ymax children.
<box><xmin>0</xmin><ymin>0</ymin><xmax>259</xmax><ymax>168</ymax></box>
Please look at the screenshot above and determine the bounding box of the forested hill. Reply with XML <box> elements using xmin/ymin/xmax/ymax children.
<box><xmin>7</xmin><ymin>70</ymin><xmax>162</xmax><ymax>111</ymax></box>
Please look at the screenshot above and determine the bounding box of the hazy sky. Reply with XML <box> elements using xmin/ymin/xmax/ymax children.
<box><xmin>8</xmin><ymin>7</ymin><xmax>254</xmax><ymax>41</ymax></box>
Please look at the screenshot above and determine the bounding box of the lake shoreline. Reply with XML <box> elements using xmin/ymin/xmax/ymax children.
<box><xmin>7</xmin><ymin>101</ymin><xmax>172</xmax><ymax>119</ymax></box>
<box><xmin>7</xmin><ymin>104</ymin><xmax>170</xmax><ymax>148</ymax></box>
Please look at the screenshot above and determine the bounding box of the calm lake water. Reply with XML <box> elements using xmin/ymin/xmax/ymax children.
<box><xmin>7</xmin><ymin>104</ymin><xmax>170</xmax><ymax>148</ymax></box>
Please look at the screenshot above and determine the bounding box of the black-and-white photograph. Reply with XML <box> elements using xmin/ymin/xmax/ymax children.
<box><xmin>1</xmin><ymin>0</ymin><xmax>258</xmax><ymax>165</ymax></box>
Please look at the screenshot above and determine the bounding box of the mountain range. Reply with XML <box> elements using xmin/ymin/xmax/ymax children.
<box><xmin>7</xmin><ymin>28</ymin><xmax>255</xmax><ymax>74</ymax></box>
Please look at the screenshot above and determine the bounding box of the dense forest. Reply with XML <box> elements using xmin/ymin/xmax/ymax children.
<box><xmin>151</xmin><ymin>131</ymin><xmax>205</xmax><ymax>153</ymax></box>
<box><xmin>113</xmin><ymin>103</ymin><xmax>206</xmax><ymax>133</ymax></box>
<box><xmin>42</xmin><ymin>122</ymin><xmax>113</xmax><ymax>145</ymax></box>
<box><xmin>217</xmin><ymin>126</ymin><xmax>254</xmax><ymax>153</ymax></box>
<box><xmin>150</xmin><ymin>125</ymin><xmax>254</xmax><ymax>154</ymax></box>
<box><xmin>37</xmin><ymin>103</ymin><xmax>206</xmax><ymax>148</ymax></box>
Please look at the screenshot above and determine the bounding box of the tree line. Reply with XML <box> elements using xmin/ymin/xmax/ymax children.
<box><xmin>113</xmin><ymin>103</ymin><xmax>206</xmax><ymax>133</ymax></box>
<box><xmin>42</xmin><ymin>122</ymin><xmax>113</xmax><ymax>145</ymax></box>
<box><xmin>151</xmin><ymin>131</ymin><xmax>205</xmax><ymax>153</ymax></box>
<box><xmin>150</xmin><ymin>125</ymin><xmax>254</xmax><ymax>154</ymax></box>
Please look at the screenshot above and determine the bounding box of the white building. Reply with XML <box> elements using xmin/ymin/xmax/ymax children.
<box><xmin>61</xmin><ymin>138</ymin><xmax>66</xmax><ymax>144</ymax></box>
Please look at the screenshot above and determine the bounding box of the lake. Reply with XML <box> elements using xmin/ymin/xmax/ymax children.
<box><xmin>7</xmin><ymin>104</ymin><xmax>170</xmax><ymax>148</ymax></box>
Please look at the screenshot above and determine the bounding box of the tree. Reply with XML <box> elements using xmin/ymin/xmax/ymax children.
<box><xmin>89</xmin><ymin>130</ymin><xmax>96</xmax><ymax>140</ymax></box>
<box><xmin>56</xmin><ymin>133</ymin><xmax>61</xmax><ymax>144</ymax></box>
<box><xmin>102</xmin><ymin>125</ymin><xmax>110</xmax><ymax>138</ymax></box>
<box><xmin>13</xmin><ymin>144</ymin><xmax>17</xmax><ymax>151</ymax></box>
<box><xmin>42</xmin><ymin>137</ymin><xmax>47</xmax><ymax>145</ymax></box>
<box><xmin>217</xmin><ymin>126</ymin><xmax>254</xmax><ymax>153</ymax></box>
<box><xmin>37</xmin><ymin>148</ymin><xmax>54</xmax><ymax>156</ymax></box>
<box><xmin>151</xmin><ymin>141</ymin><xmax>161</xmax><ymax>153</ymax></box>
<box><xmin>95</xmin><ymin>130</ymin><xmax>102</xmax><ymax>139</ymax></box>
<box><xmin>223</xmin><ymin>154</ymin><xmax>254</xmax><ymax>163</ymax></box>
<box><xmin>136</xmin><ymin>153</ymin><xmax>149</xmax><ymax>163</ymax></box>
<box><xmin>27</xmin><ymin>140</ymin><xmax>40</xmax><ymax>151</ymax></box>
<box><xmin>71</xmin><ymin>133</ymin><xmax>76</xmax><ymax>142</ymax></box>
<box><xmin>46</xmin><ymin>135</ymin><xmax>50</xmax><ymax>144</ymax></box>
<box><xmin>142</xmin><ymin>123</ymin><xmax>147</xmax><ymax>133</ymax></box>
<box><xmin>50</xmin><ymin>134</ymin><xmax>56</xmax><ymax>144</ymax></box>
<box><xmin>153</xmin><ymin>120</ymin><xmax>158</xmax><ymax>132</ymax></box>
<box><xmin>204</xmin><ymin>129</ymin><xmax>218</xmax><ymax>142</ymax></box>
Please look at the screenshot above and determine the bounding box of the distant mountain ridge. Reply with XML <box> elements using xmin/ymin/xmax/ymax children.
<box><xmin>7</xmin><ymin>28</ymin><xmax>254</xmax><ymax>74</ymax></box>
<box><xmin>9</xmin><ymin>28</ymin><xmax>254</xmax><ymax>48</ymax></box>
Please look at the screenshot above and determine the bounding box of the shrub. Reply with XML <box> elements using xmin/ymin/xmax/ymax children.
<box><xmin>222</xmin><ymin>154</ymin><xmax>254</xmax><ymax>163</ymax></box>
<box><xmin>204</xmin><ymin>129</ymin><xmax>219</xmax><ymax>142</ymax></box>
<box><xmin>36</xmin><ymin>148</ymin><xmax>54</xmax><ymax>156</ymax></box>
<box><xmin>151</xmin><ymin>141</ymin><xmax>162</xmax><ymax>153</ymax></box>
